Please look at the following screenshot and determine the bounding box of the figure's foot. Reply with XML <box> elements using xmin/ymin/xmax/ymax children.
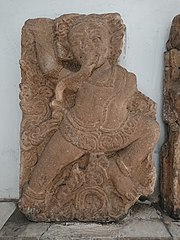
<box><xmin>107</xmin><ymin>157</ymin><xmax>139</xmax><ymax>202</ymax></box>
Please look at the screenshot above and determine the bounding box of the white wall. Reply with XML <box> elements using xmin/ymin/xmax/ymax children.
<box><xmin>0</xmin><ymin>0</ymin><xmax>180</xmax><ymax>199</ymax></box>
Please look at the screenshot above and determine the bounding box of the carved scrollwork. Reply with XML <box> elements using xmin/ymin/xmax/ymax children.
<box><xmin>127</xmin><ymin>91</ymin><xmax>156</xmax><ymax>119</ymax></box>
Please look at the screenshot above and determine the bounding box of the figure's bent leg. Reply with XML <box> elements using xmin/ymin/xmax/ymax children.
<box><xmin>20</xmin><ymin>130</ymin><xmax>85</xmax><ymax>203</ymax></box>
<box><xmin>107</xmin><ymin>116</ymin><xmax>159</xmax><ymax>200</ymax></box>
<box><xmin>116</xmin><ymin>117</ymin><xmax>159</xmax><ymax>169</ymax></box>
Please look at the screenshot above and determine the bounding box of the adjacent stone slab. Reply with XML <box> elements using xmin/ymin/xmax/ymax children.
<box><xmin>161</xmin><ymin>14</ymin><xmax>180</xmax><ymax>219</ymax></box>
<box><xmin>19</xmin><ymin>13</ymin><xmax>159</xmax><ymax>222</ymax></box>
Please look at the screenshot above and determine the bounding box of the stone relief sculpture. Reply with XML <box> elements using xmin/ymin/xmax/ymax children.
<box><xmin>161</xmin><ymin>14</ymin><xmax>180</xmax><ymax>219</ymax></box>
<box><xmin>19</xmin><ymin>13</ymin><xmax>160</xmax><ymax>222</ymax></box>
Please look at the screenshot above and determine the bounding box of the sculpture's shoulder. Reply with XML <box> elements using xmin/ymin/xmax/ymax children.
<box><xmin>115</xmin><ymin>65</ymin><xmax>137</xmax><ymax>94</ymax></box>
<box><xmin>115</xmin><ymin>65</ymin><xmax>137</xmax><ymax>84</ymax></box>
<box><xmin>114</xmin><ymin>66</ymin><xmax>156</xmax><ymax>118</ymax></box>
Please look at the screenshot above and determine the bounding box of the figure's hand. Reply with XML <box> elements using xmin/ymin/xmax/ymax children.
<box><xmin>50</xmin><ymin>99</ymin><xmax>64</xmax><ymax>120</ymax></box>
<box><xmin>55</xmin><ymin>81</ymin><xmax>66</xmax><ymax>102</ymax></box>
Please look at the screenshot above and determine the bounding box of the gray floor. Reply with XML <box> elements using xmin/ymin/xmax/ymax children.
<box><xmin>0</xmin><ymin>202</ymin><xmax>16</xmax><ymax>230</ymax></box>
<box><xmin>0</xmin><ymin>201</ymin><xmax>179</xmax><ymax>239</ymax></box>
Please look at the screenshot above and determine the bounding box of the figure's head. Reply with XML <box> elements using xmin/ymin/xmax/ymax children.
<box><xmin>54</xmin><ymin>13</ymin><xmax>125</xmax><ymax>69</ymax></box>
<box><xmin>68</xmin><ymin>20</ymin><xmax>110</xmax><ymax>68</ymax></box>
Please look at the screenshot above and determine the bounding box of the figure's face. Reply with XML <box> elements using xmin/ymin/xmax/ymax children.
<box><xmin>68</xmin><ymin>21</ymin><xmax>110</xmax><ymax>68</ymax></box>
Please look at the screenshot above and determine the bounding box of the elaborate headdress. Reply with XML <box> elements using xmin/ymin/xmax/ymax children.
<box><xmin>54</xmin><ymin>13</ymin><xmax>125</xmax><ymax>65</ymax></box>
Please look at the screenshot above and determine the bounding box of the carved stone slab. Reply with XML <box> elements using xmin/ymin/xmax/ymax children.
<box><xmin>161</xmin><ymin>14</ymin><xmax>180</xmax><ymax>219</ymax></box>
<box><xmin>18</xmin><ymin>13</ymin><xmax>160</xmax><ymax>222</ymax></box>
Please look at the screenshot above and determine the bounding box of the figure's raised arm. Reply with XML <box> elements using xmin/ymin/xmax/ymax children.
<box><xmin>21</xmin><ymin>18</ymin><xmax>64</xmax><ymax>80</ymax></box>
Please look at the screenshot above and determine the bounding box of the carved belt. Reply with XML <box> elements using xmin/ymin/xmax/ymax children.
<box><xmin>60</xmin><ymin>112</ymin><xmax>139</xmax><ymax>153</ymax></box>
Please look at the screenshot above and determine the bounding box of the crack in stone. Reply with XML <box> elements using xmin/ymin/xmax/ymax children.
<box><xmin>161</xmin><ymin>219</ymin><xmax>174</xmax><ymax>240</ymax></box>
<box><xmin>39</xmin><ymin>224</ymin><xmax>52</xmax><ymax>240</ymax></box>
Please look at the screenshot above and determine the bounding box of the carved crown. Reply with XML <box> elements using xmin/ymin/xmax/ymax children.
<box><xmin>54</xmin><ymin>13</ymin><xmax>125</xmax><ymax>65</ymax></box>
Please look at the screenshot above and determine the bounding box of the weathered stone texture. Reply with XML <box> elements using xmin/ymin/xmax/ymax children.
<box><xmin>18</xmin><ymin>13</ymin><xmax>159</xmax><ymax>222</ymax></box>
<box><xmin>161</xmin><ymin>14</ymin><xmax>180</xmax><ymax>219</ymax></box>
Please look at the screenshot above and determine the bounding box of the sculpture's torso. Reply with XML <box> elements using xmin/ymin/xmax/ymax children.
<box><xmin>60</xmin><ymin>66</ymin><xmax>137</xmax><ymax>152</ymax></box>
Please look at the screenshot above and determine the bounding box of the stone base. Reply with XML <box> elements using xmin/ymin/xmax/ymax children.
<box><xmin>1</xmin><ymin>202</ymin><xmax>178</xmax><ymax>240</ymax></box>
